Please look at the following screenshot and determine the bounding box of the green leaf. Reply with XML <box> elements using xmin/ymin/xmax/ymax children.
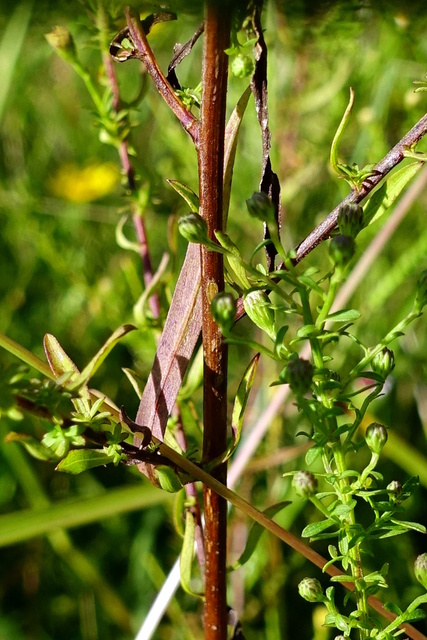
<box><xmin>5</xmin><ymin>432</ymin><xmax>58</xmax><ymax>462</ymax></box>
<box><xmin>389</xmin><ymin>518</ymin><xmax>426</xmax><ymax>534</ymax></box>
<box><xmin>324</xmin><ymin>309</ymin><xmax>361</xmax><ymax>323</ymax></box>
<box><xmin>227</xmin><ymin>354</ymin><xmax>260</xmax><ymax>459</ymax></box>
<box><xmin>115</xmin><ymin>215</ymin><xmax>142</xmax><ymax>253</ymax></box>
<box><xmin>223</xmin><ymin>86</ymin><xmax>251</xmax><ymax>225</ymax></box>
<box><xmin>229</xmin><ymin>502</ymin><xmax>290</xmax><ymax>570</ymax></box>
<box><xmin>76</xmin><ymin>324</ymin><xmax>137</xmax><ymax>387</ymax></box>
<box><xmin>56</xmin><ymin>449</ymin><xmax>117</xmax><ymax>474</ymax></box>
<box><xmin>363</xmin><ymin>161</ymin><xmax>423</xmax><ymax>226</ymax></box>
<box><xmin>383</xmin><ymin>602</ymin><xmax>402</xmax><ymax>616</ymax></box>
<box><xmin>302</xmin><ymin>519</ymin><xmax>336</xmax><ymax>538</ymax></box>
<box><xmin>215</xmin><ymin>230</ymin><xmax>252</xmax><ymax>290</ymax></box>
<box><xmin>43</xmin><ymin>333</ymin><xmax>80</xmax><ymax>381</ymax></box>
<box><xmin>167</xmin><ymin>179</ymin><xmax>199</xmax><ymax>213</ymax></box>
<box><xmin>180</xmin><ymin>504</ymin><xmax>204</xmax><ymax>599</ymax></box>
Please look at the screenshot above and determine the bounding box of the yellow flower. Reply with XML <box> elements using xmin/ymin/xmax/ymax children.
<box><xmin>49</xmin><ymin>161</ymin><xmax>119</xmax><ymax>203</ymax></box>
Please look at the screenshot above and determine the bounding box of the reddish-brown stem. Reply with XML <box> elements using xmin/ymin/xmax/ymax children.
<box><xmin>124</xmin><ymin>7</ymin><xmax>199</xmax><ymax>146</ymax></box>
<box><xmin>102</xmin><ymin>44</ymin><xmax>160</xmax><ymax>319</ymax></box>
<box><xmin>294</xmin><ymin>112</ymin><xmax>427</xmax><ymax>262</ymax></box>
<box><xmin>198</xmin><ymin>2</ymin><xmax>230</xmax><ymax>638</ymax></box>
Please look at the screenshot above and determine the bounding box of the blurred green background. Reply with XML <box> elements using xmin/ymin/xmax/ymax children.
<box><xmin>0</xmin><ymin>1</ymin><xmax>427</xmax><ymax>639</ymax></box>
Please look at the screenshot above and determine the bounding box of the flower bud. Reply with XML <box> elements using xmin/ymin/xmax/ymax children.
<box><xmin>178</xmin><ymin>213</ymin><xmax>210</xmax><ymax>245</ymax></box>
<box><xmin>365</xmin><ymin>422</ymin><xmax>388</xmax><ymax>455</ymax></box>
<box><xmin>231</xmin><ymin>53</ymin><xmax>254</xmax><ymax>78</ymax></box>
<box><xmin>298</xmin><ymin>577</ymin><xmax>325</xmax><ymax>603</ymax></box>
<box><xmin>45</xmin><ymin>26</ymin><xmax>77</xmax><ymax>63</ymax></box>
<box><xmin>387</xmin><ymin>480</ymin><xmax>402</xmax><ymax>504</ymax></box>
<box><xmin>371</xmin><ymin>348</ymin><xmax>395</xmax><ymax>380</ymax></box>
<box><xmin>292</xmin><ymin>471</ymin><xmax>318</xmax><ymax>498</ymax></box>
<box><xmin>210</xmin><ymin>292</ymin><xmax>236</xmax><ymax>333</ymax></box>
<box><xmin>414</xmin><ymin>270</ymin><xmax>427</xmax><ymax>314</ymax></box>
<box><xmin>243</xmin><ymin>290</ymin><xmax>276</xmax><ymax>340</ymax></box>
<box><xmin>414</xmin><ymin>553</ymin><xmax>427</xmax><ymax>590</ymax></box>
<box><xmin>284</xmin><ymin>358</ymin><xmax>313</xmax><ymax>395</ymax></box>
<box><xmin>329</xmin><ymin>234</ymin><xmax>355</xmax><ymax>269</ymax></box>
<box><xmin>337</xmin><ymin>203</ymin><xmax>364</xmax><ymax>238</ymax></box>
<box><xmin>246</xmin><ymin>192</ymin><xmax>275</xmax><ymax>224</ymax></box>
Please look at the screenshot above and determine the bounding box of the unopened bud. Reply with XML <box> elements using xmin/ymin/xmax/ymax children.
<box><xmin>337</xmin><ymin>203</ymin><xmax>364</xmax><ymax>238</ymax></box>
<box><xmin>243</xmin><ymin>290</ymin><xmax>276</xmax><ymax>340</ymax></box>
<box><xmin>387</xmin><ymin>480</ymin><xmax>402</xmax><ymax>504</ymax></box>
<box><xmin>414</xmin><ymin>270</ymin><xmax>427</xmax><ymax>313</ymax></box>
<box><xmin>211</xmin><ymin>292</ymin><xmax>236</xmax><ymax>333</ymax></box>
<box><xmin>292</xmin><ymin>471</ymin><xmax>318</xmax><ymax>498</ymax></box>
<box><xmin>298</xmin><ymin>577</ymin><xmax>325</xmax><ymax>603</ymax></box>
<box><xmin>246</xmin><ymin>192</ymin><xmax>275</xmax><ymax>224</ymax></box>
<box><xmin>414</xmin><ymin>553</ymin><xmax>427</xmax><ymax>590</ymax></box>
<box><xmin>371</xmin><ymin>348</ymin><xmax>395</xmax><ymax>380</ymax></box>
<box><xmin>329</xmin><ymin>234</ymin><xmax>355</xmax><ymax>269</ymax></box>
<box><xmin>178</xmin><ymin>213</ymin><xmax>210</xmax><ymax>245</ymax></box>
<box><xmin>365</xmin><ymin>422</ymin><xmax>388</xmax><ymax>455</ymax></box>
<box><xmin>45</xmin><ymin>26</ymin><xmax>77</xmax><ymax>63</ymax></box>
<box><xmin>284</xmin><ymin>358</ymin><xmax>313</xmax><ymax>395</ymax></box>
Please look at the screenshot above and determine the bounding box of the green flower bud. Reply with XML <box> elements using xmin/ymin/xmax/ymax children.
<box><xmin>365</xmin><ymin>422</ymin><xmax>388</xmax><ymax>455</ymax></box>
<box><xmin>387</xmin><ymin>480</ymin><xmax>402</xmax><ymax>504</ymax></box>
<box><xmin>231</xmin><ymin>53</ymin><xmax>254</xmax><ymax>78</ymax></box>
<box><xmin>414</xmin><ymin>270</ymin><xmax>427</xmax><ymax>314</ymax></box>
<box><xmin>178</xmin><ymin>213</ymin><xmax>210</xmax><ymax>245</ymax></box>
<box><xmin>415</xmin><ymin>554</ymin><xmax>427</xmax><ymax>590</ymax></box>
<box><xmin>371</xmin><ymin>348</ymin><xmax>395</xmax><ymax>380</ymax></box>
<box><xmin>45</xmin><ymin>26</ymin><xmax>77</xmax><ymax>63</ymax></box>
<box><xmin>337</xmin><ymin>203</ymin><xmax>364</xmax><ymax>238</ymax></box>
<box><xmin>292</xmin><ymin>470</ymin><xmax>318</xmax><ymax>498</ymax></box>
<box><xmin>210</xmin><ymin>292</ymin><xmax>236</xmax><ymax>333</ymax></box>
<box><xmin>246</xmin><ymin>192</ymin><xmax>275</xmax><ymax>224</ymax></box>
<box><xmin>243</xmin><ymin>290</ymin><xmax>276</xmax><ymax>341</ymax></box>
<box><xmin>284</xmin><ymin>358</ymin><xmax>313</xmax><ymax>395</ymax></box>
<box><xmin>329</xmin><ymin>234</ymin><xmax>355</xmax><ymax>269</ymax></box>
<box><xmin>298</xmin><ymin>577</ymin><xmax>325</xmax><ymax>603</ymax></box>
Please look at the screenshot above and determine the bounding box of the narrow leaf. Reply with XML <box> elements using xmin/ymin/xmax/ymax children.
<box><xmin>44</xmin><ymin>334</ymin><xmax>80</xmax><ymax>380</ymax></box>
<box><xmin>302</xmin><ymin>519</ymin><xmax>336</xmax><ymax>538</ymax></box>
<box><xmin>76</xmin><ymin>324</ymin><xmax>136</xmax><ymax>387</ymax></box>
<box><xmin>180</xmin><ymin>506</ymin><xmax>204</xmax><ymax>599</ymax></box>
<box><xmin>56</xmin><ymin>449</ymin><xmax>116</xmax><ymax>474</ymax></box>
<box><xmin>229</xmin><ymin>502</ymin><xmax>290</xmax><ymax>570</ymax></box>
<box><xmin>325</xmin><ymin>309</ymin><xmax>361</xmax><ymax>323</ymax></box>
<box><xmin>226</xmin><ymin>354</ymin><xmax>260</xmax><ymax>460</ymax></box>
<box><xmin>363</xmin><ymin>161</ymin><xmax>422</xmax><ymax>226</ymax></box>
<box><xmin>223</xmin><ymin>85</ymin><xmax>251</xmax><ymax>225</ymax></box>
<box><xmin>167</xmin><ymin>179</ymin><xmax>199</xmax><ymax>213</ymax></box>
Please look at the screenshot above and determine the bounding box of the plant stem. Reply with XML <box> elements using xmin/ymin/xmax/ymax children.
<box><xmin>124</xmin><ymin>7</ymin><xmax>199</xmax><ymax>146</ymax></box>
<box><xmin>98</xmin><ymin>5</ymin><xmax>160</xmax><ymax>320</ymax></box>
<box><xmin>198</xmin><ymin>2</ymin><xmax>230</xmax><ymax>637</ymax></box>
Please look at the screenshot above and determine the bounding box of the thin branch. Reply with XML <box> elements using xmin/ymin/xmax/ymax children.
<box><xmin>124</xmin><ymin>7</ymin><xmax>199</xmax><ymax>146</ymax></box>
<box><xmin>294</xmin><ymin>112</ymin><xmax>427</xmax><ymax>263</ymax></box>
<box><xmin>100</xmin><ymin>10</ymin><xmax>160</xmax><ymax>319</ymax></box>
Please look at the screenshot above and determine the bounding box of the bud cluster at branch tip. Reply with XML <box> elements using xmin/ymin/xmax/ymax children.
<box><xmin>365</xmin><ymin>422</ymin><xmax>388</xmax><ymax>455</ymax></box>
<box><xmin>178</xmin><ymin>213</ymin><xmax>210</xmax><ymax>245</ymax></box>
<box><xmin>414</xmin><ymin>553</ymin><xmax>427</xmax><ymax>590</ymax></box>
<box><xmin>292</xmin><ymin>470</ymin><xmax>318</xmax><ymax>498</ymax></box>
<box><xmin>210</xmin><ymin>292</ymin><xmax>236</xmax><ymax>333</ymax></box>
<box><xmin>246</xmin><ymin>192</ymin><xmax>275</xmax><ymax>224</ymax></box>
<box><xmin>298</xmin><ymin>577</ymin><xmax>325</xmax><ymax>603</ymax></box>
<box><xmin>284</xmin><ymin>357</ymin><xmax>313</xmax><ymax>395</ymax></box>
<box><xmin>337</xmin><ymin>203</ymin><xmax>364</xmax><ymax>238</ymax></box>
<box><xmin>371</xmin><ymin>347</ymin><xmax>395</xmax><ymax>380</ymax></box>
